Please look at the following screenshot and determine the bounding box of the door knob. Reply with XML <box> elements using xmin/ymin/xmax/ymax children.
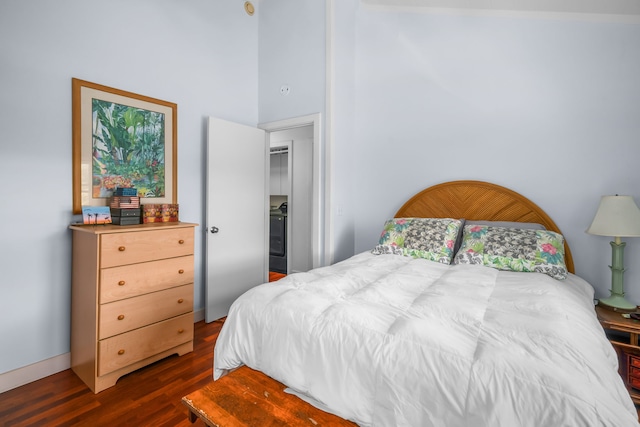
<box><xmin>210</xmin><ymin>226</ymin><xmax>219</xmax><ymax>234</ymax></box>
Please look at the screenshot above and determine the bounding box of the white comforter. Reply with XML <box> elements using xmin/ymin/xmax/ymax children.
<box><xmin>213</xmin><ymin>252</ymin><xmax>638</xmax><ymax>426</ymax></box>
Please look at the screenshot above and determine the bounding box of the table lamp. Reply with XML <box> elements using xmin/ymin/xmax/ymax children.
<box><xmin>587</xmin><ymin>195</ymin><xmax>640</xmax><ymax>311</ymax></box>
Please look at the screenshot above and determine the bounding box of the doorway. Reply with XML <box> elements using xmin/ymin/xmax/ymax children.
<box><xmin>269</xmin><ymin>126</ymin><xmax>313</xmax><ymax>275</ymax></box>
<box><xmin>259</xmin><ymin>113</ymin><xmax>324</xmax><ymax>270</ymax></box>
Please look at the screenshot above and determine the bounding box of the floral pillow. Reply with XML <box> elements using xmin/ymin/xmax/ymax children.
<box><xmin>371</xmin><ymin>218</ymin><xmax>462</xmax><ymax>264</ymax></box>
<box><xmin>453</xmin><ymin>225</ymin><xmax>568</xmax><ymax>280</ymax></box>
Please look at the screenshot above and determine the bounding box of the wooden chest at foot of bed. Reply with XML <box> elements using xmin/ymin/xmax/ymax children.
<box><xmin>182</xmin><ymin>365</ymin><xmax>357</xmax><ymax>427</ymax></box>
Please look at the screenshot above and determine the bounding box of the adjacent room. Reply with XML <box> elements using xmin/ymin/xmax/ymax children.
<box><xmin>1</xmin><ymin>0</ymin><xmax>640</xmax><ymax>425</ymax></box>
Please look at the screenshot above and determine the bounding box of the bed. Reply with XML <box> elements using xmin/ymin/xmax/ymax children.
<box><xmin>213</xmin><ymin>180</ymin><xmax>638</xmax><ymax>426</ymax></box>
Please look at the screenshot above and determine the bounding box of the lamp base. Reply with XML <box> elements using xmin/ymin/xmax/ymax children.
<box><xmin>598</xmin><ymin>294</ymin><xmax>638</xmax><ymax>313</ymax></box>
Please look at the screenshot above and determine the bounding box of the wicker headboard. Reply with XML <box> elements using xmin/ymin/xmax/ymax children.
<box><xmin>395</xmin><ymin>180</ymin><xmax>575</xmax><ymax>274</ymax></box>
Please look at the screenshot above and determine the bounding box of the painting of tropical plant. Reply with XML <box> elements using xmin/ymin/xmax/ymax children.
<box><xmin>91</xmin><ymin>99</ymin><xmax>166</xmax><ymax>198</ymax></box>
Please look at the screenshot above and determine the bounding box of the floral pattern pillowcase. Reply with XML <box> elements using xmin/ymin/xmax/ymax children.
<box><xmin>453</xmin><ymin>225</ymin><xmax>568</xmax><ymax>280</ymax></box>
<box><xmin>371</xmin><ymin>218</ymin><xmax>462</xmax><ymax>264</ymax></box>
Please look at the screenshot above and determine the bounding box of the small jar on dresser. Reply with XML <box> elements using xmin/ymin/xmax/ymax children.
<box><xmin>69</xmin><ymin>222</ymin><xmax>198</xmax><ymax>393</ymax></box>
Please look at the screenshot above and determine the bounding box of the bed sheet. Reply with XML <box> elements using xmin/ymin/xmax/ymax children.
<box><xmin>213</xmin><ymin>252</ymin><xmax>638</xmax><ymax>426</ymax></box>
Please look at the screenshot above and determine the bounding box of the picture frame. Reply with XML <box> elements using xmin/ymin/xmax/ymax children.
<box><xmin>81</xmin><ymin>206</ymin><xmax>112</xmax><ymax>225</ymax></box>
<box><xmin>72</xmin><ymin>78</ymin><xmax>177</xmax><ymax>214</ymax></box>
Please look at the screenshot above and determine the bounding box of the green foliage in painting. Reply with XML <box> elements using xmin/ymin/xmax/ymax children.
<box><xmin>92</xmin><ymin>99</ymin><xmax>166</xmax><ymax>198</ymax></box>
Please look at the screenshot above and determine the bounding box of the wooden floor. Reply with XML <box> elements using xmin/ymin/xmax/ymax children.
<box><xmin>0</xmin><ymin>319</ymin><xmax>225</xmax><ymax>427</ymax></box>
<box><xmin>0</xmin><ymin>273</ymin><xmax>290</xmax><ymax>426</ymax></box>
<box><xmin>268</xmin><ymin>271</ymin><xmax>286</xmax><ymax>282</ymax></box>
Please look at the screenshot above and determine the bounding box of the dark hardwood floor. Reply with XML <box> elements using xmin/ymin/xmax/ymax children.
<box><xmin>0</xmin><ymin>319</ymin><xmax>225</xmax><ymax>427</ymax></box>
<box><xmin>268</xmin><ymin>271</ymin><xmax>286</xmax><ymax>282</ymax></box>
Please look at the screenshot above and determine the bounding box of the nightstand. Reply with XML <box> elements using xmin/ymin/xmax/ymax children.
<box><xmin>596</xmin><ymin>304</ymin><xmax>640</xmax><ymax>404</ymax></box>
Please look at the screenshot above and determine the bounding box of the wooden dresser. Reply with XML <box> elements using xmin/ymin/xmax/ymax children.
<box><xmin>70</xmin><ymin>222</ymin><xmax>197</xmax><ymax>393</ymax></box>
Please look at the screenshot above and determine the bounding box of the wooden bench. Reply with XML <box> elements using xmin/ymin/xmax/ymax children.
<box><xmin>182</xmin><ymin>365</ymin><xmax>357</xmax><ymax>426</ymax></box>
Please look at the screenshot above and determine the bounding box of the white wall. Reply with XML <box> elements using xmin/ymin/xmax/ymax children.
<box><xmin>331</xmin><ymin>1</ymin><xmax>640</xmax><ymax>303</ymax></box>
<box><xmin>258</xmin><ymin>0</ymin><xmax>326</xmax><ymax>124</ymax></box>
<box><xmin>0</xmin><ymin>0</ymin><xmax>258</xmax><ymax>376</ymax></box>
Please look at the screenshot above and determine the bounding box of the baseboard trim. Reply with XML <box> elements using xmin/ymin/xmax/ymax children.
<box><xmin>0</xmin><ymin>352</ymin><xmax>70</xmax><ymax>394</ymax></box>
<box><xmin>1</xmin><ymin>309</ymin><xmax>207</xmax><ymax>394</ymax></box>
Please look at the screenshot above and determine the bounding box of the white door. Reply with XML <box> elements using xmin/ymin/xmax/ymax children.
<box><xmin>205</xmin><ymin>117</ymin><xmax>268</xmax><ymax>322</ymax></box>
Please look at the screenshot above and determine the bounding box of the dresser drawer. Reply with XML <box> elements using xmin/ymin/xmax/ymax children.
<box><xmin>99</xmin><ymin>284</ymin><xmax>193</xmax><ymax>339</ymax></box>
<box><xmin>99</xmin><ymin>255</ymin><xmax>194</xmax><ymax>303</ymax></box>
<box><xmin>625</xmin><ymin>351</ymin><xmax>640</xmax><ymax>393</ymax></box>
<box><xmin>98</xmin><ymin>313</ymin><xmax>193</xmax><ymax>376</ymax></box>
<box><xmin>629</xmin><ymin>376</ymin><xmax>640</xmax><ymax>391</ymax></box>
<box><xmin>100</xmin><ymin>228</ymin><xmax>194</xmax><ymax>268</ymax></box>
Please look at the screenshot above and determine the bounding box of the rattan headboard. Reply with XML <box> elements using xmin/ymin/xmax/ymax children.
<box><xmin>395</xmin><ymin>180</ymin><xmax>575</xmax><ymax>274</ymax></box>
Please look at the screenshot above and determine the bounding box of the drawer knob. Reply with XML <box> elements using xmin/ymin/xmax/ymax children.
<box><xmin>178</xmin><ymin>239</ymin><xmax>185</xmax><ymax>245</ymax></box>
<box><xmin>178</xmin><ymin>298</ymin><xmax>184</xmax><ymax>304</ymax></box>
<box><xmin>178</xmin><ymin>269</ymin><xmax>184</xmax><ymax>274</ymax></box>
<box><xmin>118</xmin><ymin>349</ymin><xmax>125</xmax><ymax>355</ymax></box>
<box><xmin>118</xmin><ymin>246</ymin><xmax>126</xmax><ymax>252</ymax></box>
<box><xmin>118</xmin><ymin>280</ymin><xmax>125</xmax><ymax>286</ymax></box>
<box><xmin>178</xmin><ymin>328</ymin><xmax>185</xmax><ymax>334</ymax></box>
<box><xmin>117</xmin><ymin>315</ymin><xmax>125</xmax><ymax>320</ymax></box>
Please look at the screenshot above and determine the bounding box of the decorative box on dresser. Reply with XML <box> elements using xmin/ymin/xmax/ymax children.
<box><xmin>70</xmin><ymin>222</ymin><xmax>198</xmax><ymax>393</ymax></box>
<box><xmin>596</xmin><ymin>304</ymin><xmax>640</xmax><ymax>404</ymax></box>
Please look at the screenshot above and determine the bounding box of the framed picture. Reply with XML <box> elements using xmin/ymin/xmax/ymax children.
<box><xmin>72</xmin><ymin>78</ymin><xmax>177</xmax><ymax>214</ymax></box>
<box><xmin>81</xmin><ymin>206</ymin><xmax>112</xmax><ymax>225</ymax></box>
